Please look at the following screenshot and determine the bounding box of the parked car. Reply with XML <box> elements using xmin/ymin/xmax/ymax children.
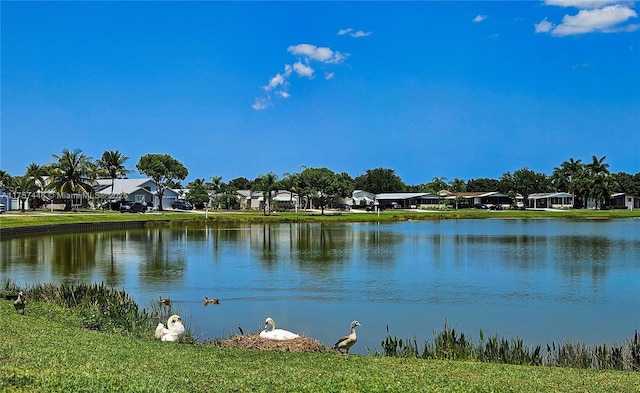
<box><xmin>366</xmin><ymin>204</ymin><xmax>385</xmax><ymax>212</ymax></box>
<box><xmin>474</xmin><ymin>203</ymin><xmax>489</xmax><ymax>209</ymax></box>
<box><xmin>172</xmin><ymin>200</ymin><xmax>193</xmax><ymax>210</ymax></box>
<box><xmin>119</xmin><ymin>202</ymin><xmax>147</xmax><ymax>213</ymax></box>
<box><xmin>390</xmin><ymin>202</ymin><xmax>402</xmax><ymax>209</ymax></box>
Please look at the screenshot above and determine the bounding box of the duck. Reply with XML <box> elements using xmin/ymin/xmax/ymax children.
<box><xmin>154</xmin><ymin>314</ymin><xmax>185</xmax><ymax>342</ymax></box>
<box><xmin>259</xmin><ymin>317</ymin><xmax>300</xmax><ymax>340</ymax></box>
<box><xmin>14</xmin><ymin>291</ymin><xmax>25</xmax><ymax>315</ymax></box>
<box><xmin>333</xmin><ymin>320</ymin><xmax>361</xmax><ymax>354</ymax></box>
<box><xmin>203</xmin><ymin>296</ymin><xmax>220</xmax><ymax>305</ymax></box>
<box><xmin>159</xmin><ymin>296</ymin><xmax>171</xmax><ymax>305</ymax></box>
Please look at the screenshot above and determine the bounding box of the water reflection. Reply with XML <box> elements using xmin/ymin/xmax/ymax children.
<box><xmin>1</xmin><ymin>219</ymin><xmax>638</xmax><ymax>354</ymax></box>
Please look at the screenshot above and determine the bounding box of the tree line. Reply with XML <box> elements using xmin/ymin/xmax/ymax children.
<box><xmin>1</xmin><ymin>148</ymin><xmax>638</xmax><ymax>212</ymax></box>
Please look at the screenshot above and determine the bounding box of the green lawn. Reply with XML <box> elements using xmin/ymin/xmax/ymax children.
<box><xmin>2</xmin><ymin>209</ymin><xmax>639</xmax><ymax>391</ymax></box>
<box><xmin>1</xmin><ymin>301</ymin><xmax>638</xmax><ymax>392</ymax></box>
<box><xmin>1</xmin><ymin>207</ymin><xmax>639</xmax><ymax>229</ymax></box>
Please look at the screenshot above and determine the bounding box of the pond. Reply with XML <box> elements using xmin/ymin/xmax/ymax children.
<box><xmin>2</xmin><ymin>219</ymin><xmax>639</xmax><ymax>354</ymax></box>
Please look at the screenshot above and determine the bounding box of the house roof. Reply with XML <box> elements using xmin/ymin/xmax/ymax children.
<box><xmin>95</xmin><ymin>178</ymin><xmax>179</xmax><ymax>199</ymax></box>
<box><xmin>528</xmin><ymin>192</ymin><xmax>574</xmax><ymax>199</ymax></box>
<box><xmin>95</xmin><ymin>179</ymin><xmax>154</xmax><ymax>196</ymax></box>
<box><xmin>376</xmin><ymin>192</ymin><xmax>438</xmax><ymax>200</ymax></box>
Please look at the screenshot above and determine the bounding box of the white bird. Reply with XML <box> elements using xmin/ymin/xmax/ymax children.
<box><xmin>333</xmin><ymin>320</ymin><xmax>361</xmax><ymax>354</ymax></box>
<box><xmin>259</xmin><ymin>317</ymin><xmax>300</xmax><ymax>341</ymax></box>
<box><xmin>154</xmin><ymin>314</ymin><xmax>185</xmax><ymax>342</ymax></box>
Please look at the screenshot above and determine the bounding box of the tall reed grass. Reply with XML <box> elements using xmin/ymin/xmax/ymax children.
<box><xmin>375</xmin><ymin>321</ymin><xmax>639</xmax><ymax>372</ymax></box>
<box><xmin>2</xmin><ymin>279</ymin><xmax>178</xmax><ymax>339</ymax></box>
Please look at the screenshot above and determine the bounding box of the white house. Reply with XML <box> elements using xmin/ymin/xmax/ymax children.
<box><xmin>527</xmin><ymin>192</ymin><xmax>574</xmax><ymax>209</ymax></box>
<box><xmin>95</xmin><ymin>178</ymin><xmax>181</xmax><ymax>209</ymax></box>
<box><xmin>611</xmin><ymin>192</ymin><xmax>638</xmax><ymax>210</ymax></box>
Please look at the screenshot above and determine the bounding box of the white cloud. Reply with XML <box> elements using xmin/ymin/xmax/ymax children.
<box><xmin>263</xmin><ymin>64</ymin><xmax>292</xmax><ymax>92</ymax></box>
<box><xmin>535</xmin><ymin>18</ymin><xmax>555</xmax><ymax>33</ymax></box>
<box><xmin>288</xmin><ymin>43</ymin><xmax>348</xmax><ymax>64</ymax></box>
<box><xmin>254</xmin><ymin>43</ymin><xmax>349</xmax><ymax>109</ymax></box>
<box><xmin>538</xmin><ymin>1</ymin><xmax>638</xmax><ymax>36</ymax></box>
<box><xmin>293</xmin><ymin>61</ymin><xmax>314</xmax><ymax>78</ymax></box>
<box><xmin>473</xmin><ymin>15</ymin><xmax>487</xmax><ymax>23</ymax></box>
<box><xmin>264</xmin><ymin>73</ymin><xmax>285</xmax><ymax>91</ymax></box>
<box><xmin>338</xmin><ymin>27</ymin><xmax>372</xmax><ymax>38</ymax></box>
<box><xmin>351</xmin><ymin>30</ymin><xmax>372</xmax><ymax>37</ymax></box>
<box><xmin>252</xmin><ymin>98</ymin><xmax>270</xmax><ymax>111</ymax></box>
<box><xmin>545</xmin><ymin>0</ymin><xmax>621</xmax><ymax>9</ymax></box>
<box><xmin>552</xmin><ymin>4</ymin><xmax>638</xmax><ymax>36</ymax></box>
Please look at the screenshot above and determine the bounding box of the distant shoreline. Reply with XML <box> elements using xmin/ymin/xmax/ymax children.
<box><xmin>1</xmin><ymin>208</ymin><xmax>638</xmax><ymax>238</ymax></box>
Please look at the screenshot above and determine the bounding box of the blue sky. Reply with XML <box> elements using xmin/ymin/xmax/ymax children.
<box><xmin>1</xmin><ymin>1</ymin><xmax>638</xmax><ymax>186</ymax></box>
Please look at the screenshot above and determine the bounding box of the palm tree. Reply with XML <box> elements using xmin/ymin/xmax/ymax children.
<box><xmin>13</xmin><ymin>175</ymin><xmax>39</xmax><ymax>211</ymax></box>
<box><xmin>586</xmin><ymin>155</ymin><xmax>610</xmax><ymax>208</ymax></box>
<box><xmin>96</xmin><ymin>150</ymin><xmax>133</xmax><ymax>208</ymax></box>
<box><xmin>46</xmin><ymin>148</ymin><xmax>93</xmax><ymax>208</ymax></box>
<box><xmin>24</xmin><ymin>162</ymin><xmax>47</xmax><ymax>208</ymax></box>
<box><xmin>253</xmin><ymin>172</ymin><xmax>278</xmax><ymax>215</ymax></box>
<box><xmin>551</xmin><ymin>158</ymin><xmax>584</xmax><ymax>207</ymax></box>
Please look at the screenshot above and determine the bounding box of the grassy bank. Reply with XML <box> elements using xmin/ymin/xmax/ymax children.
<box><xmin>2</xmin><ymin>300</ymin><xmax>639</xmax><ymax>393</ymax></box>
<box><xmin>1</xmin><ymin>207</ymin><xmax>639</xmax><ymax>230</ymax></box>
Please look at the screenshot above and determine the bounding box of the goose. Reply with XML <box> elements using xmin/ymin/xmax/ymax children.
<box><xmin>154</xmin><ymin>314</ymin><xmax>185</xmax><ymax>342</ymax></box>
<box><xmin>203</xmin><ymin>296</ymin><xmax>220</xmax><ymax>305</ymax></box>
<box><xmin>159</xmin><ymin>296</ymin><xmax>171</xmax><ymax>305</ymax></box>
<box><xmin>333</xmin><ymin>320</ymin><xmax>361</xmax><ymax>354</ymax></box>
<box><xmin>259</xmin><ymin>317</ymin><xmax>300</xmax><ymax>340</ymax></box>
<box><xmin>14</xmin><ymin>291</ymin><xmax>25</xmax><ymax>315</ymax></box>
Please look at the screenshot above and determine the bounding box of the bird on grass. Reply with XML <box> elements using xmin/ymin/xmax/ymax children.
<box><xmin>159</xmin><ymin>296</ymin><xmax>171</xmax><ymax>305</ymax></box>
<box><xmin>14</xmin><ymin>291</ymin><xmax>25</xmax><ymax>315</ymax></box>
<box><xmin>203</xmin><ymin>296</ymin><xmax>220</xmax><ymax>305</ymax></box>
<box><xmin>154</xmin><ymin>314</ymin><xmax>185</xmax><ymax>342</ymax></box>
<box><xmin>333</xmin><ymin>320</ymin><xmax>361</xmax><ymax>354</ymax></box>
<box><xmin>259</xmin><ymin>317</ymin><xmax>300</xmax><ymax>340</ymax></box>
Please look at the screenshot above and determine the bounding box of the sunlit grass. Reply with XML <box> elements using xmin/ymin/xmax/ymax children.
<box><xmin>1</xmin><ymin>299</ymin><xmax>639</xmax><ymax>392</ymax></box>
<box><xmin>1</xmin><ymin>207</ymin><xmax>638</xmax><ymax>229</ymax></box>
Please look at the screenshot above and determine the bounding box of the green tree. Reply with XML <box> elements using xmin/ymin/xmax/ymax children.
<box><xmin>353</xmin><ymin>168</ymin><xmax>406</xmax><ymax>194</ymax></box>
<box><xmin>502</xmin><ymin>168</ymin><xmax>552</xmax><ymax>205</ymax></box>
<box><xmin>186</xmin><ymin>178</ymin><xmax>210</xmax><ymax>209</ymax></box>
<box><xmin>46</xmin><ymin>148</ymin><xmax>93</xmax><ymax>207</ymax></box>
<box><xmin>25</xmin><ymin>162</ymin><xmax>48</xmax><ymax>209</ymax></box>
<box><xmin>206</xmin><ymin>176</ymin><xmax>224</xmax><ymax>192</ymax></box>
<box><xmin>448</xmin><ymin>178</ymin><xmax>467</xmax><ymax>193</ymax></box>
<box><xmin>279</xmin><ymin>171</ymin><xmax>301</xmax><ymax>211</ymax></box>
<box><xmin>551</xmin><ymin>158</ymin><xmax>583</xmax><ymax>195</ymax></box>
<box><xmin>612</xmin><ymin>172</ymin><xmax>640</xmax><ymax>196</ymax></box>
<box><xmin>136</xmin><ymin>153</ymin><xmax>189</xmax><ymax>211</ymax></box>
<box><xmin>227</xmin><ymin>177</ymin><xmax>252</xmax><ymax>190</ymax></box>
<box><xmin>466</xmin><ymin>178</ymin><xmax>500</xmax><ymax>192</ymax></box>
<box><xmin>252</xmin><ymin>172</ymin><xmax>278</xmax><ymax>215</ymax></box>
<box><xmin>423</xmin><ymin>176</ymin><xmax>448</xmax><ymax>193</ymax></box>
<box><xmin>96</xmin><ymin>150</ymin><xmax>133</xmax><ymax>208</ymax></box>
<box><xmin>299</xmin><ymin>167</ymin><xmax>354</xmax><ymax>215</ymax></box>
<box><xmin>14</xmin><ymin>176</ymin><xmax>37</xmax><ymax>211</ymax></box>
<box><xmin>585</xmin><ymin>155</ymin><xmax>612</xmax><ymax>209</ymax></box>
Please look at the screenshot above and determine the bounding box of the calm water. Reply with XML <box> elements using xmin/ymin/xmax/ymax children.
<box><xmin>2</xmin><ymin>219</ymin><xmax>639</xmax><ymax>354</ymax></box>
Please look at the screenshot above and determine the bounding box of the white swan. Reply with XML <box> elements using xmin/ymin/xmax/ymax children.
<box><xmin>259</xmin><ymin>317</ymin><xmax>300</xmax><ymax>341</ymax></box>
<box><xmin>154</xmin><ymin>314</ymin><xmax>185</xmax><ymax>342</ymax></box>
<box><xmin>333</xmin><ymin>320</ymin><xmax>361</xmax><ymax>354</ymax></box>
